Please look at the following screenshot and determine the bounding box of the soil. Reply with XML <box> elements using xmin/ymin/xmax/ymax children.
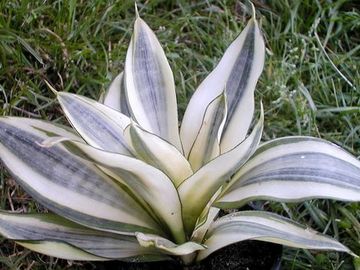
<box><xmin>91</xmin><ymin>240</ymin><xmax>282</xmax><ymax>270</ymax></box>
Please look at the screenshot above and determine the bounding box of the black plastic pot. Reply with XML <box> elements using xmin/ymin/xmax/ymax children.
<box><xmin>91</xmin><ymin>241</ymin><xmax>283</xmax><ymax>270</ymax></box>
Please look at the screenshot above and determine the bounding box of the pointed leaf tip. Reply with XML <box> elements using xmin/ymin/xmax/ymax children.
<box><xmin>44</xmin><ymin>80</ymin><xmax>58</xmax><ymax>95</ymax></box>
<box><xmin>250</xmin><ymin>1</ymin><xmax>256</xmax><ymax>19</ymax></box>
<box><xmin>134</xmin><ymin>2</ymin><xmax>140</xmax><ymax>19</ymax></box>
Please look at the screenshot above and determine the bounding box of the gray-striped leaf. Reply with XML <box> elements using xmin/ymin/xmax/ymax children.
<box><xmin>180</xmin><ymin>13</ymin><xmax>265</xmax><ymax>157</ymax></box>
<box><xmin>124</xmin><ymin>123</ymin><xmax>193</xmax><ymax>187</ymax></box>
<box><xmin>57</xmin><ymin>139</ymin><xmax>186</xmax><ymax>244</ymax></box>
<box><xmin>0</xmin><ymin>117</ymin><xmax>160</xmax><ymax>235</ymax></box>
<box><xmin>188</xmin><ymin>93</ymin><xmax>227</xmax><ymax>171</ymax></box>
<box><xmin>101</xmin><ymin>72</ymin><xmax>131</xmax><ymax>116</ymax></box>
<box><xmin>0</xmin><ymin>211</ymin><xmax>168</xmax><ymax>261</ymax></box>
<box><xmin>58</xmin><ymin>92</ymin><xmax>132</xmax><ymax>155</ymax></box>
<box><xmin>216</xmin><ymin>137</ymin><xmax>360</xmax><ymax>209</ymax></box>
<box><xmin>197</xmin><ymin>211</ymin><xmax>354</xmax><ymax>261</ymax></box>
<box><xmin>136</xmin><ymin>233</ymin><xmax>205</xmax><ymax>256</ymax></box>
<box><xmin>125</xmin><ymin>16</ymin><xmax>181</xmax><ymax>151</ymax></box>
<box><xmin>179</xmin><ymin>106</ymin><xmax>263</xmax><ymax>233</ymax></box>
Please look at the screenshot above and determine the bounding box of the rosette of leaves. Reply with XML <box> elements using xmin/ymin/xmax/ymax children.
<box><xmin>0</xmin><ymin>6</ymin><xmax>359</xmax><ymax>266</ymax></box>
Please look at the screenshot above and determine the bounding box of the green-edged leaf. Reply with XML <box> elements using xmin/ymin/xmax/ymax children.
<box><xmin>181</xmin><ymin>14</ymin><xmax>265</xmax><ymax>157</ymax></box>
<box><xmin>216</xmin><ymin>137</ymin><xmax>360</xmax><ymax>208</ymax></box>
<box><xmin>179</xmin><ymin>106</ymin><xmax>263</xmax><ymax>233</ymax></box>
<box><xmin>56</xmin><ymin>139</ymin><xmax>186</xmax><ymax>244</ymax></box>
<box><xmin>0</xmin><ymin>211</ymin><xmax>168</xmax><ymax>260</ymax></box>
<box><xmin>136</xmin><ymin>233</ymin><xmax>205</xmax><ymax>256</ymax></box>
<box><xmin>0</xmin><ymin>117</ymin><xmax>160</xmax><ymax>235</ymax></box>
<box><xmin>124</xmin><ymin>123</ymin><xmax>193</xmax><ymax>187</ymax></box>
<box><xmin>125</xmin><ymin>16</ymin><xmax>181</xmax><ymax>151</ymax></box>
<box><xmin>197</xmin><ymin>211</ymin><xmax>354</xmax><ymax>261</ymax></box>
<box><xmin>101</xmin><ymin>72</ymin><xmax>131</xmax><ymax>116</ymax></box>
<box><xmin>188</xmin><ymin>93</ymin><xmax>227</xmax><ymax>171</ymax></box>
<box><xmin>57</xmin><ymin>92</ymin><xmax>132</xmax><ymax>155</ymax></box>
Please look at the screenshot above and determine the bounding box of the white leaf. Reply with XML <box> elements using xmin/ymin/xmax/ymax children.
<box><xmin>58</xmin><ymin>92</ymin><xmax>132</xmax><ymax>155</ymax></box>
<box><xmin>181</xmin><ymin>16</ymin><xmax>265</xmax><ymax>157</ymax></box>
<box><xmin>125</xmin><ymin>16</ymin><xmax>182</xmax><ymax>150</ymax></box>
<box><xmin>124</xmin><ymin>123</ymin><xmax>193</xmax><ymax>187</ymax></box>
<box><xmin>0</xmin><ymin>118</ymin><xmax>160</xmax><ymax>235</ymax></box>
<box><xmin>216</xmin><ymin>137</ymin><xmax>360</xmax><ymax>208</ymax></box>
<box><xmin>0</xmin><ymin>211</ymin><xmax>167</xmax><ymax>260</ymax></box>
<box><xmin>197</xmin><ymin>211</ymin><xmax>354</xmax><ymax>261</ymax></box>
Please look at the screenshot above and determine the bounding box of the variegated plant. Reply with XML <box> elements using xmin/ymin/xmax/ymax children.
<box><xmin>0</xmin><ymin>6</ymin><xmax>359</xmax><ymax>266</ymax></box>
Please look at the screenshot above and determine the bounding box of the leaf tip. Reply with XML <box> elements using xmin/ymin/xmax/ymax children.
<box><xmin>249</xmin><ymin>1</ymin><xmax>256</xmax><ymax>20</ymax></box>
<box><xmin>134</xmin><ymin>2</ymin><xmax>140</xmax><ymax>19</ymax></box>
<box><xmin>44</xmin><ymin>81</ymin><xmax>58</xmax><ymax>96</ymax></box>
<box><xmin>36</xmin><ymin>136</ymin><xmax>71</xmax><ymax>148</ymax></box>
<box><xmin>260</xmin><ymin>100</ymin><xmax>264</xmax><ymax>120</ymax></box>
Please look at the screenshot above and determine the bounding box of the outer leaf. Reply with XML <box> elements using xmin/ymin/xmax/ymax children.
<box><xmin>188</xmin><ymin>93</ymin><xmax>227</xmax><ymax>171</ymax></box>
<box><xmin>125</xmin><ymin>16</ymin><xmax>181</xmax><ymax>151</ymax></box>
<box><xmin>101</xmin><ymin>72</ymin><xmax>131</xmax><ymax>116</ymax></box>
<box><xmin>0</xmin><ymin>117</ymin><xmax>160</xmax><ymax>235</ymax></box>
<box><xmin>216</xmin><ymin>137</ymin><xmax>360</xmax><ymax>208</ymax></box>
<box><xmin>180</xmin><ymin>14</ymin><xmax>265</xmax><ymax>156</ymax></box>
<box><xmin>124</xmin><ymin>123</ymin><xmax>193</xmax><ymax>187</ymax></box>
<box><xmin>136</xmin><ymin>233</ymin><xmax>205</xmax><ymax>256</ymax></box>
<box><xmin>0</xmin><ymin>211</ymin><xmax>167</xmax><ymax>260</ymax></box>
<box><xmin>179</xmin><ymin>106</ymin><xmax>263</xmax><ymax>233</ymax></box>
<box><xmin>197</xmin><ymin>211</ymin><xmax>354</xmax><ymax>261</ymax></box>
<box><xmin>17</xmin><ymin>241</ymin><xmax>107</xmax><ymax>261</ymax></box>
<box><xmin>57</xmin><ymin>139</ymin><xmax>186</xmax><ymax>244</ymax></box>
<box><xmin>57</xmin><ymin>92</ymin><xmax>132</xmax><ymax>155</ymax></box>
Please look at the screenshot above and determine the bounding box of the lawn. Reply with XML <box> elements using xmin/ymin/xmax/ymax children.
<box><xmin>0</xmin><ymin>0</ymin><xmax>359</xmax><ymax>269</ymax></box>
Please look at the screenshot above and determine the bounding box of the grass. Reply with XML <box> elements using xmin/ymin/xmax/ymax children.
<box><xmin>0</xmin><ymin>0</ymin><xmax>359</xmax><ymax>269</ymax></box>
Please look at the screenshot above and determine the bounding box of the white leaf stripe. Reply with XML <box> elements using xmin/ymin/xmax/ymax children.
<box><xmin>125</xmin><ymin>17</ymin><xmax>181</xmax><ymax>150</ymax></box>
<box><xmin>0</xmin><ymin>212</ymin><xmax>165</xmax><ymax>259</ymax></box>
<box><xmin>4</xmin><ymin>117</ymin><xmax>81</xmax><ymax>141</ymax></box>
<box><xmin>197</xmin><ymin>211</ymin><xmax>353</xmax><ymax>261</ymax></box>
<box><xmin>58</xmin><ymin>92</ymin><xmax>132</xmax><ymax>155</ymax></box>
<box><xmin>125</xmin><ymin>124</ymin><xmax>193</xmax><ymax>187</ymax></box>
<box><xmin>17</xmin><ymin>241</ymin><xmax>107</xmax><ymax>261</ymax></box>
<box><xmin>18</xmin><ymin>240</ymin><xmax>169</xmax><ymax>262</ymax></box>
<box><xmin>216</xmin><ymin>182</ymin><xmax>360</xmax><ymax>210</ymax></box>
<box><xmin>179</xmin><ymin>106</ymin><xmax>264</xmax><ymax>234</ymax></box>
<box><xmin>217</xmin><ymin>137</ymin><xmax>360</xmax><ymax>207</ymax></box>
<box><xmin>254</xmin><ymin>136</ymin><xmax>360</xmax><ymax>166</ymax></box>
<box><xmin>0</xmin><ymin>118</ymin><xmax>160</xmax><ymax>235</ymax></box>
<box><xmin>188</xmin><ymin>93</ymin><xmax>227</xmax><ymax>171</ymax></box>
